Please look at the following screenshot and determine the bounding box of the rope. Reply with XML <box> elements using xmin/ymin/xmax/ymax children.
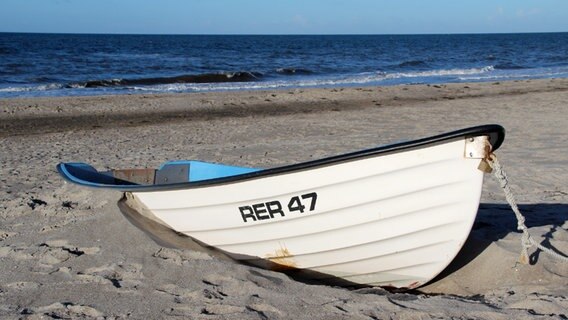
<box><xmin>486</xmin><ymin>153</ymin><xmax>568</xmax><ymax>264</ymax></box>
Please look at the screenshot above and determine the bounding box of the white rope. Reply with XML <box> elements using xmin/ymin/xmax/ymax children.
<box><xmin>486</xmin><ymin>153</ymin><xmax>568</xmax><ymax>264</ymax></box>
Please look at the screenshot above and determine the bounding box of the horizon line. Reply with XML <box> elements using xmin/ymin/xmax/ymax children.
<box><xmin>1</xmin><ymin>31</ymin><xmax>567</xmax><ymax>36</ymax></box>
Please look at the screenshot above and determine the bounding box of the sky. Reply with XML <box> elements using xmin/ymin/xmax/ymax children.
<box><xmin>0</xmin><ymin>0</ymin><xmax>566</xmax><ymax>35</ymax></box>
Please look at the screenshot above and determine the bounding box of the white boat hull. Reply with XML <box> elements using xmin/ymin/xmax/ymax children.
<box><xmin>127</xmin><ymin>139</ymin><xmax>486</xmax><ymax>288</ymax></box>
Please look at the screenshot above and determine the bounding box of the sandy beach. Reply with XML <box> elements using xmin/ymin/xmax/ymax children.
<box><xmin>1</xmin><ymin>79</ymin><xmax>567</xmax><ymax>319</ymax></box>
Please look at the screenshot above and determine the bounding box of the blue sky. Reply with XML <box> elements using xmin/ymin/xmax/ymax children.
<box><xmin>0</xmin><ymin>0</ymin><xmax>566</xmax><ymax>34</ymax></box>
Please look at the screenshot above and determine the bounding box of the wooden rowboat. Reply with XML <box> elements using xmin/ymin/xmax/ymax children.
<box><xmin>57</xmin><ymin>124</ymin><xmax>505</xmax><ymax>289</ymax></box>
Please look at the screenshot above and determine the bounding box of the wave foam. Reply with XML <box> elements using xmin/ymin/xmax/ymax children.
<box><xmin>0</xmin><ymin>83</ymin><xmax>63</xmax><ymax>93</ymax></box>
<box><xmin>386</xmin><ymin>66</ymin><xmax>495</xmax><ymax>79</ymax></box>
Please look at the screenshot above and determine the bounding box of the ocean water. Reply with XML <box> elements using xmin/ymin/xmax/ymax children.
<box><xmin>1</xmin><ymin>33</ymin><xmax>567</xmax><ymax>98</ymax></box>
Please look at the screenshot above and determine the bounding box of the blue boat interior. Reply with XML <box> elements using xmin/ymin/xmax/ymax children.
<box><xmin>57</xmin><ymin>161</ymin><xmax>261</xmax><ymax>189</ymax></box>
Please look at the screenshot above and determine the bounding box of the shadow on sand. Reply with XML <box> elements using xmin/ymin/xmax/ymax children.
<box><xmin>427</xmin><ymin>202</ymin><xmax>568</xmax><ymax>286</ymax></box>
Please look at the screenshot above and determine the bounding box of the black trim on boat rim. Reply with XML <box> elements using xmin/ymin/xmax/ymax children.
<box><xmin>57</xmin><ymin>124</ymin><xmax>505</xmax><ymax>192</ymax></box>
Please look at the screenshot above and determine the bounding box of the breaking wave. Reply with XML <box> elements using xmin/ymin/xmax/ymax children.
<box><xmin>5</xmin><ymin>64</ymin><xmax>568</xmax><ymax>98</ymax></box>
<box><xmin>71</xmin><ymin>72</ymin><xmax>263</xmax><ymax>88</ymax></box>
<box><xmin>124</xmin><ymin>66</ymin><xmax>499</xmax><ymax>93</ymax></box>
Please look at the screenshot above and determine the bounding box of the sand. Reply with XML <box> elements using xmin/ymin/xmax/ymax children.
<box><xmin>1</xmin><ymin>79</ymin><xmax>567</xmax><ymax>319</ymax></box>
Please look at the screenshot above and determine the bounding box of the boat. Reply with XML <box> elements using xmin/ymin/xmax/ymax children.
<box><xmin>57</xmin><ymin>124</ymin><xmax>505</xmax><ymax>289</ymax></box>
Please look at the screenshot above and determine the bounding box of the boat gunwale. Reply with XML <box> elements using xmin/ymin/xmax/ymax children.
<box><xmin>57</xmin><ymin>124</ymin><xmax>505</xmax><ymax>192</ymax></box>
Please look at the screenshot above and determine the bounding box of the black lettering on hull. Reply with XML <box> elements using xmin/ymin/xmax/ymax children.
<box><xmin>239</xmin><ymin>192</ymin><xmax>318</xmax><ymax>223</ymax></box>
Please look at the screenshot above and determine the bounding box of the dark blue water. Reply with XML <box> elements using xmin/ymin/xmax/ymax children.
<box><xmin>1</xmin><ymin>33</ymin><xmax>567</xmax><ymax>98</ymax></box>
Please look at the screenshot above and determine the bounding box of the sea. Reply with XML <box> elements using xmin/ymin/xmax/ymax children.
<box><xmin>1</xmin><ymin>32</ymin><xmax>567</xmax><ymax>98</ymax></box>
